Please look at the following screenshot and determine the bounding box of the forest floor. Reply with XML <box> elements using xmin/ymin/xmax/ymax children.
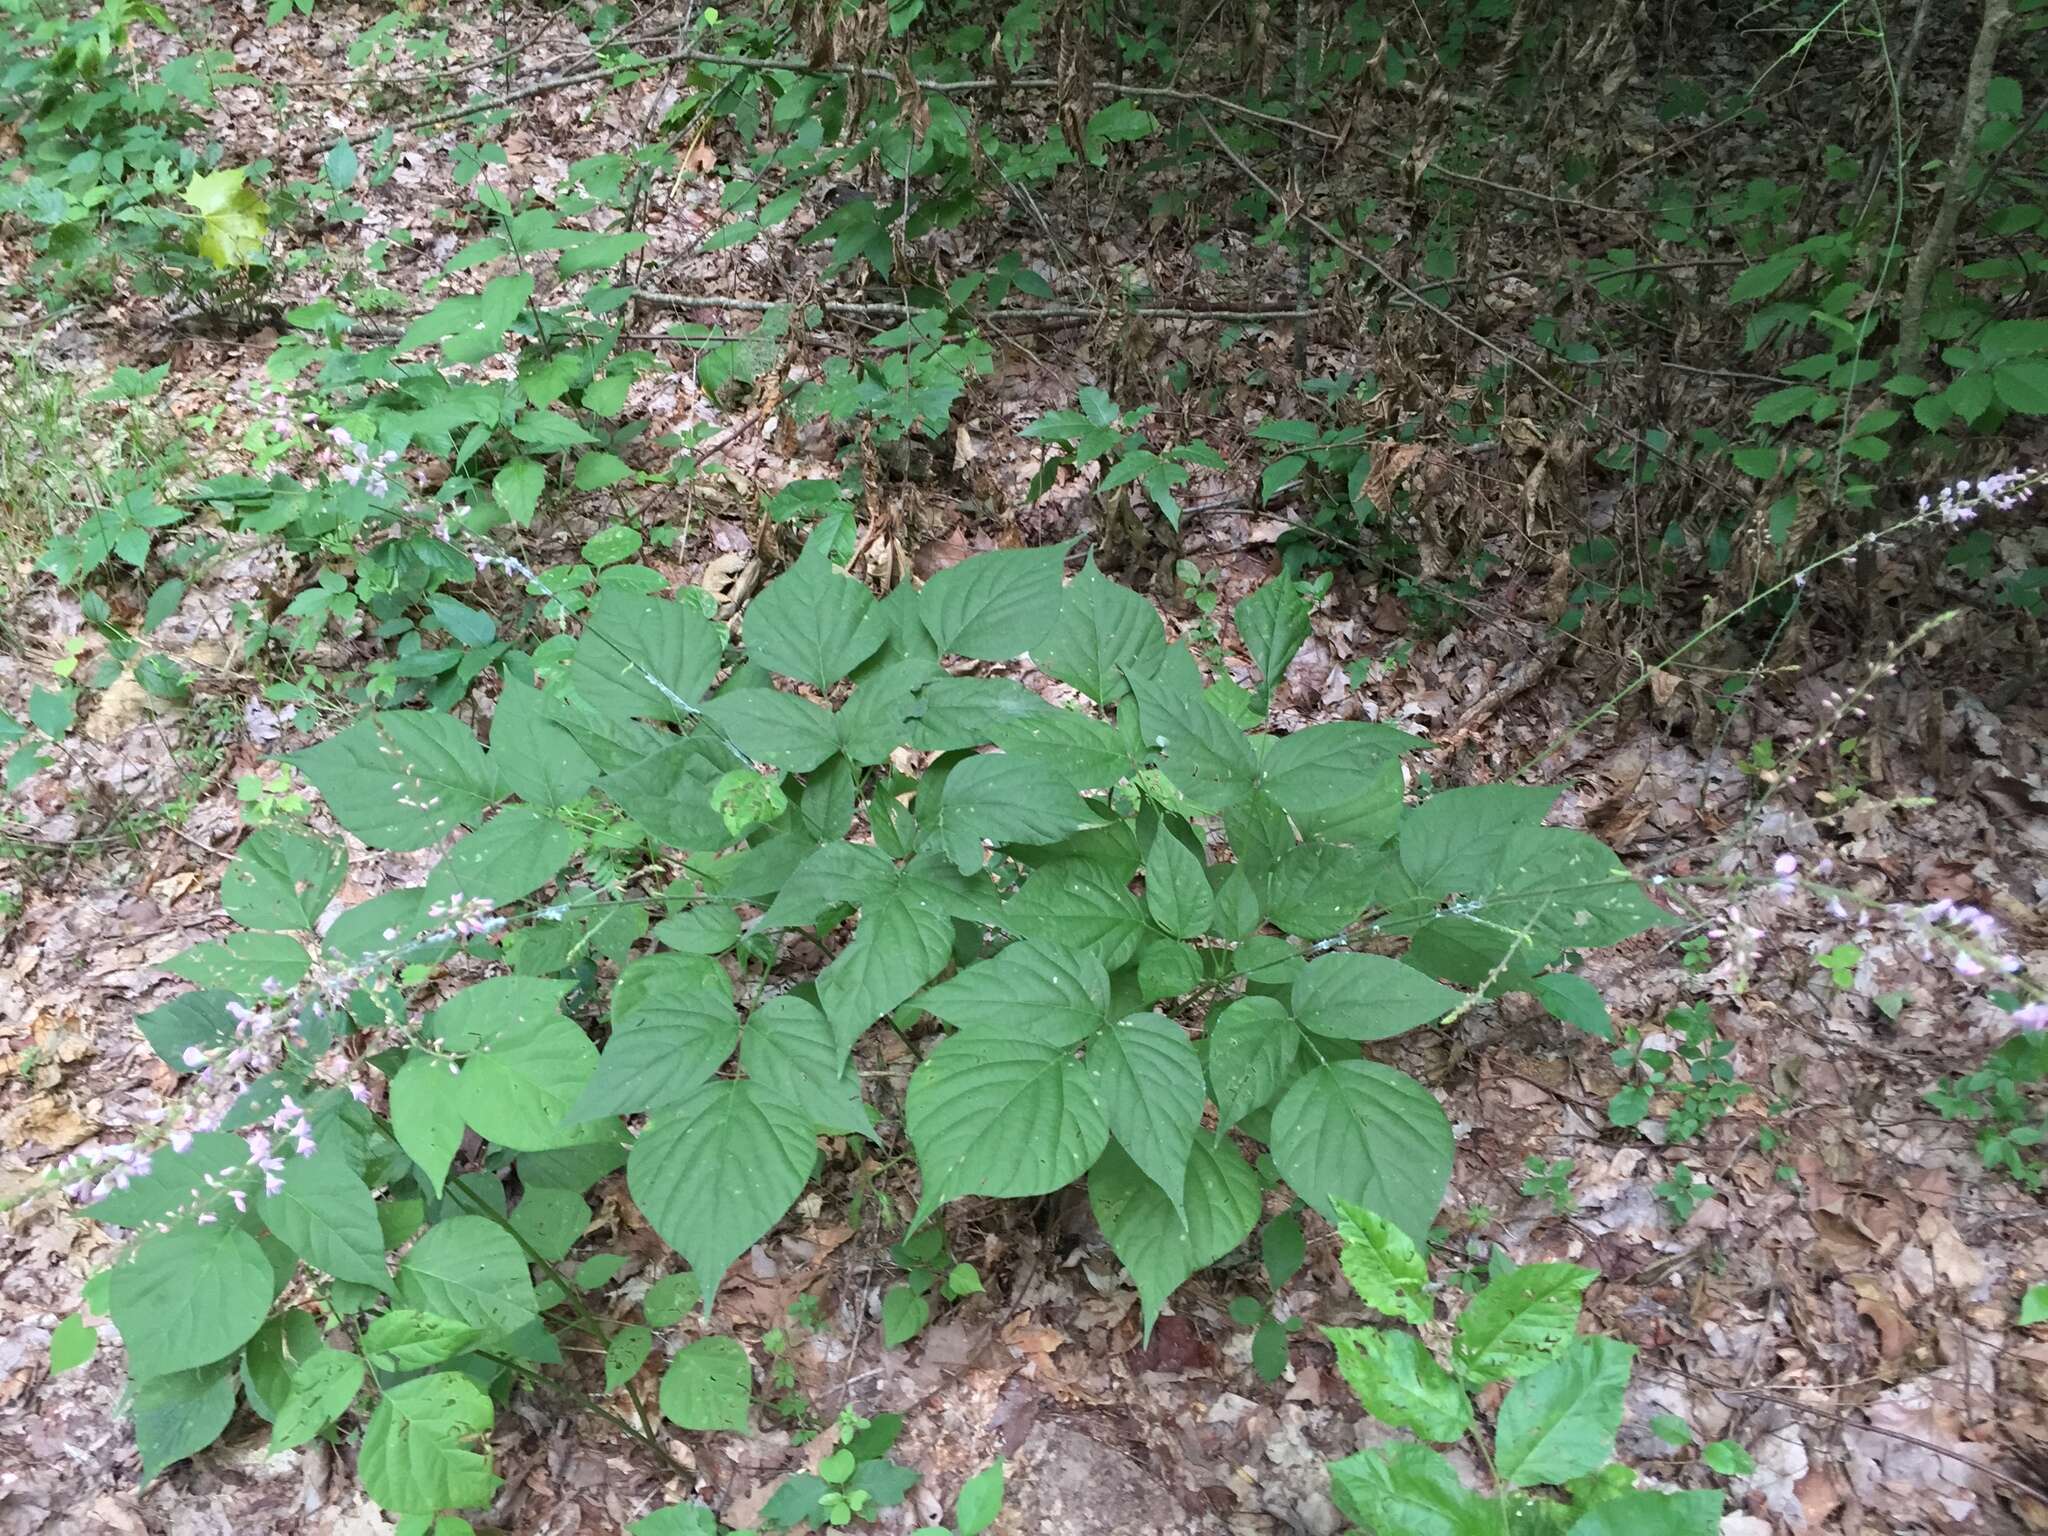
<box><xmin>4</xmin><ymin>5</ymin><xmax>2048</xmax><ymax>1536</ymax></box>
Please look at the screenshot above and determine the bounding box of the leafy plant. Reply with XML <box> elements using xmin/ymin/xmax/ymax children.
<box><xmin>1322</xmin><ymin>1201</ymin><xmax>1723</xmax><ymax>1533</ymax></box>
<box><xmin>1607</xmin><ymin>1002</ymin><xmax>1750</xmax><ymax>1143</ymax></box>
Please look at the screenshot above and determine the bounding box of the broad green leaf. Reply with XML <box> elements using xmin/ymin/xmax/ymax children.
<box><xmin>1452</xmin><ymin>1263</ymin><xmax>1596</xmax><ymax>1385</ymax></box>
<box><xmin>494</xmin><ymin>458</ymin><xmax>544</xmax><ymax>525</ymax></box>
<box><xmin>222</xmin><ymin>827</ymin><xmax>345</xmax><ymax>930</ymax></box>
<box><xmin>1261</xmin><ymin>723</ymin><xmax>1416</xmax><ymax>842</ymax></box>
<box><xmin>1325</xmin><ymin>1325</ymin><xmax>1473</xmax><ymax>1442</ymax></box>
<box><xmin>987</xmin><ymin>705</ymin><xmax>1136</xmax><ymax>791</ymax></box>
<box><xmin>1082</xmin><ymin>99</ymin><xmax>1158</xmax><ymax>164</ymax></box>
<box><xmin>1495</xmin><ymin>1335</ymin><xmax>1635</xmax><ymax>1486</ymax></box>
<box><xmin>605</xmin><ymin>1324</ymin><xmax>654</xmax><ymax>1390</ymax></box>
<box><xmin>643</xmin><ymin>1271</ymin><xmax>704</xmax><ymax>1326</ymax></box>
<box><xmin>132</xmin><ymin>1361</ymin><xmax>237</xmax><ymax>1482</ymax></box>
<box><xmin>934</xmin><ymin>752</ymin><xmax>1107</xmax><ymax>874</ymax></box>
<box><xmin>756</xmin><ymin>842</ymin><xmax>898</xmax><ymax>929</ymax></box>
<box><xmin>834</xmin><ymin>656</ymin><xmax>935</xmax><ymax>764</ymax></box>
<box><xmin>710</xmin><ymin>767</ymin><xmax>788</xmax><ymax>836</ymax></box>
<box><xmin>744</xmin><ymin>529</ymin><xmax>886</xmax><ymax>689</ymax></box>
<box><xmin>390</xmin><ymin>1051</ymin><xmax>466</xmax><ymax>1195</ymax></box>
<box><xmin>567</xmin><ymin>588</ymin><xmax>723</xmax><ymax>724</ymax></box>
<box><xmin>816</xmin><ymin>881</ymin><xmax>955</xmax><ymax>1041</ymax></box>
<box><xmin>182</xmin><ymin>166</ymin><xmax>268</xmax><ymax>268</ymax></box>
<box><xmin>488</xmin><ymin>678</ymin><xmax>602</xmax><ymax>808</ymax></box>
<box><xmin>1565</xmin><ymin>1489</ymin><xmax>1722</xmax><ymax>1536</ymax></box>
<box><xmin>1270</xmin><ymin>1061</ymin><xmax>1453</xmax><ymax>1247</ymax></box>
<box><xmin>1530</xmin><ymin>972</ymin><xmax>1612</xmax><ymax>1039</ymax></box>
<box><xmin>739</xmin><ymin>993</ymin><xmax>870</xmax><ymax>1137</ymax></box>
<box><xmin>325</xmin><ymin>138</ymin><xmax>357</xmax><ymax>189</ymax></box>
<box><xmin>910</xmin><ymin>674</ymin><xmax>1057</xmax><ymax>752</ymax></box>
<box><xmin>259</xmin><ymin>1150</ymin><xmax>389</xmax><ymax>1288</ymax></box>
<box><xmin>907</xmin><ymin>1027</ymin><xmax>1109</xmax><ymax>1224</ymax></box>
<box><xmin>162</xmin><ymin>931</ymin><xmax>310</xmax><ymax>994</ymax></box>
<box><xmin>918</xmin><ymin>544</ymin><xmax>1069</xmax><ymax>660</ymax></box>
<box><xmin>111</xmin><ymin>1226</ymin><xmax>274</xmax><ymax>1378</ymax></box>
<box><xmin>1292</xmin><ymin>952</ymin><xmax>1464</xmax><ymax>1040</ymax></box>
<box><xmin>1137</xmin><ymin>935</ymin><xmax>1204</xmax><ymax>1002</ymax></box>
<box><xmin>628</xmin><ymin>1081</ymin><xmax>816</xmax><ymax>1305</ymax></box>
<box><xmin>361</xmin><ymin>1309</ymin><xmax>482</xmax><ymax>1372</ymax></box>
<box><xmin>293</xmin><ymin>712</ymin><xmax>498</xmax><ymax>851</ymax></box>
<box><xmin>956</xmin><ymin>1459</ymin><xmax>1005</xmax><ymax>1535</ymax></box>
<box><xmin>883</xmin><ymin>1282</ymin><xmax>931</xmax><ymax>1346</ymax></box>
<box><xmin>394</xmin><ymin>1216</ymin><xmax>538</xmax><ymax>1337</ymax></box>
<box><xmin>601</xmin><ymin>738</ymin><xmax>740</xmax><ymax>850</ymax></box>
<box><xmin>1085</xmin><ymin>1012</ymin><xmax>1205</xmax><ymax>1212</ymax></box>
<box><xmin>1472</xmin><ymin>827</ymin><xmax>1670</xmax><ymax>950</ymax></box>
<box><xmin>1262</xmin><ymin>841</ymin><xmax>1382</xmax><ymax>939</ymax></box>
<box><xmin>1206</xmin><ymin>995</ymin><xmax>1300</xmax><ymax>1128</ymax></box>
<box><xmin>271</xmin><ymin>1348</ymin><xmax>365</xmax><ymax>1451</ymax></box>
<box><xmin>701</xmin><ymin>687</ymin><xmax>841</xmax><ymax>772</ymax></box>
<box><xmin>1234</xmin><ymin>578</ymin><xmax>1310</xmax><ymax>702</ymax></box>
<box><xmin>1142</xmin><ymin>819</ymin><xmax>1214</xmax><ymax>938</ymax></box>
<box><xmin>631</xmin><ymin>1505</ymin><xmax>721</xmax><ymax>1536</ymax></box>
<box><xmin>1995</xmin><ymin>360</ymin><xmax>2048</xmax><ymax>414</ymax></box>
<box><xmin>1328</xmin><ymin>1442</ymin><xmax>1491</xmax><ymax>1536</ymax></box>
<box><xmin>1333</xmin><ymin>1198</ymin><xmax>1431</xmax><ymax>1325</ymax></box>
<box><xmin>2023</xmin><ymin>1284</ymin><xmax>2048</xmax><ymax>1326</ymax></box>
<box><xmin>427</xmin><ymin>977</ymin><xmax>595</xmax><ymax>1149</ymax></box>
<box><xmin>420</xmin><ymin>808</ymin><xmax>578</xmax><ymax>914</ymax></box>
<box><xmin>1399</xmin><ymin>784</ymin><xmax>1560</xmax><ymax>897</ymax></box>
<box><xmin>1036</xmin><ymin>557</ymin><xmax>1165</xmax><ymax>701</ymax></box>
<box><xmin>358</xmin><ymin>1373</ymin><xmax>500</xmax><ymax>1515</ymax></box>
<box><xmin>1088</xmin><ymin>1136</ymin><xmax>1261</xmax><ymax>1339</ymax></box>
<box><xmin>1003</xmin><ymin>857</ymin><xmax>1148</xmax><ymax>969</ymax></box>
<box><xmin>918</xmin><ymin>939</ymin><xmax>1109</xmax><ymax>1047</ymax></box>
<box><xmin>559</xmin><ymin>231</ymin><xmax>647</xmax><ymax>277</ymax></box>
<box><xmin>1122</xmin><ymin>658</ymin><xmax>1259</xmax><ymax>810</ymax></box>
<box><xmin>49</xmin><ymin>1312</ymin><xmax>97</xmax><ymax>1373</ymax></box>
<box><xmin>659</xmin><ymin>1336</ymin><xmax>751</xmax><ymax>1431</ymax></box>
<box><xmin>87</xmin><ymin>1131</ymin><xmax>247</xmax><ymax>1228</ymax></box>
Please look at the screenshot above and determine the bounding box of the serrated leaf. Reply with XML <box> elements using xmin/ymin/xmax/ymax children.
<box><xmin>659</xmin><ymin>1336</ymin><xmax>751</xmax><ymax>1430</ymax></box>
<box><xmin>1494</xmin><ymin>1335</ymin><xmax>1634</xmax><ymax>1486</ymax></box>
<box><xmin>1292</xmin><ymin>952</ymin><xmax>1464</xmax><ymax>1040</ymax></box>
<box><xmin>1325</xmin><ymin>1326</ymin><xmax>1473</xmax><ymax>1442</ymax></box>
<box><xmin>292</xmin><ymin>712</ymin><xmax>498</xmax><ymax>851</ymax></box>
<box><xmin>1452</xmin><ymin>1263</ymin><xmax>1596</xmax><ymax>1385</ymax></box>
<box><xmin>907</xmin><ymin>1027</ymin><xmax>1108</xmax><ymax>1224</ymax></box>
<box><xmin>1089</xmin><ymin>1136</ymin><xmax>1261</xmax><ymax>1339</ymax></box>
<box><xmin>358</xmin><ymin>1373</ymin><xmax>500</xmax><ymax>1515</ymax></box>
<box><xmin>1270</xmin><ymin>1061</ymin><xmax>1453</xmax><ymax>1247</ymax></box>
<box><xmin>628</xmin><ymin>1081</ymin><xmax>816</xmax><ymax>1306</ymax></box>
<box><xmin>1084</xmin><ymin>1012</ymin><xmax>1206</xmax><ymax>1213</ymax></box>
<box><xmin>182</xmin><ymin>166</ymin><xmax>268</xmax><ymax>268</ymax></box>
<box><xmin>1333</xmin><ymin>1198</ymin><xmax>1431</xmax><ymax>1325</ymax></box>
<box><xmin>111</xmin><ymin>1226</ymin><xmax>274</xmax><ymax>1378</ymax></box>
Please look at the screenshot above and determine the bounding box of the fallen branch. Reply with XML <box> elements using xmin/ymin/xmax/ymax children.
<box><xmin>632</xmin><ymin>290</ymin><xmax>1320</xmax><ymax>324</ymax></box>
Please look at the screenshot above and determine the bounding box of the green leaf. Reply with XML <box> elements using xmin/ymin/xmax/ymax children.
<box><xmin>1259</xmin><ymin>722</ymin><xmax>1416</xmax><ymax>842</ymax></box>
<box><xmin>955</xmin><ymin>1460</ymin><xmax>1005</xmax><ymax>1535</ymax></box>
<box><xmin>1702</xmin><ymin>1439</ymin><xmax>1754</xmax><ymax>1476</ymax></box>
<box><xmin>882</xmin><ymin>1283</ymin><xmax>931</xmax><ymax>1347</ymax></box>
<box><xmin>358</xmin><ymin>1373</ymin><xmax>500</xmax><ymax>1515</ymax></box>
<box><xmin>1123</xmin><ymin>657</ymin><xmax>1260</xmax><ymax>810</ymax></box>
<box><xmin>361</xmin><ymin>1309</ymin><xmax>483</xmax><ymax>1372</ymax></box>
<box><xmin>1751</xmin><ymin>384</ymin><xmax>1823</xmax><ymax>425</ymax></box>
<box><xmin>1089</xmin><ymin>1136</ymin><xmax>1261</xmax><ymax>1339</ymax></box>
<box><xmin>1270</xmin><ymin>1061</ymin><xmax>1453</xmax><ymax>1248</ymax></box>
<box><xmin>390</xmin><ymin>1052</ymin><xmax>466</xmax><ymax>1195</ymax></box>
<box><xmin>1325</xmin><ymin>1325</ymin><xmax>1474</xmax><ymax>1442</ymax></box>
<box><xmin>601</xmin><ymin>738</ymin><xmax>740</xmax><ymax>850</ymax></box>
<box><xmin>111</xmin><ymin>1226</ymin><xmax>274</xmax><ymax>1378</ymax></box>
<box><xmin>1328</xmin><ymin>1442</ymin><xmax>1492</xmax><ymax>1536</ymax></box>
<box><xmin>559</xmin><ymin>231</ymin><xmax>647</xmax><ymax>277</ymax></box>
<box><xmin>1003</xmin><ymin>858</ymin><xmax>1149</xmax><ymax>969</ymax></box>
<box><xmin>260</xmin><ymin>1151</ymin><xmax>389</xmax><ymax>1288</ymax></box>
<box><xmin>1085</xmin><ymin>1012</ymin><xmax>1206</xmax><ymax>1213</ymax></box>
<box><xmin>271</xmin><ymin>1347</ymin><xmax>365</xmax><ymax>1451</ymax></box>
<box><xmin>1494</xmin><ymin>1335</ymin><xmax>1635</xmax><ymax>1486</ymax></box>
<box><xmin>918</xmin><ymin>939</ymin><xmax>1109</xmax><ymax>1047</ymax></box>
<box><xmin>628</xmin><ymin>1081</ymin><xmax>816</xmax><ymax>1305</ymax></box>
<box><xmin>163</xmin><ymin>931</ymin><xmax>310</xmax><ymax>994</ymax></box>
<box><xmin>817</xmin><ymin>880</ymin><xmax>956</xmax><ymax>1040</ymax></box>
<box><xmin>935</xmin><ymin>752</ymin><xmax>1108</xmax><ymax>874</ymax></box>
<box><xmin>630</xmin><ymin>1505</ymin><xmax>721</xmax><ymax>1536</ymax></box>
<box><xmin>421</xmin><ymin>807</ymin><xmax>579</xmax><ymax>914</ymax></box>
<box><xmin>1142</xmin><ymin>820</ymin><xmax>1215</xmax><ymax>938</ymax></box>
<box><xmin>1993</xmin><ymin>361</ymin><xmax>2048</xmax><ymax>415</ymax></box>
<box><xmin>428</xmin><ymin>976</ymin><xmax>595</xmax><ymax>1149</ymax></box>
<box><xmin>182</xmin><ymin>166</ymin><xmax>268</xmax><ymax>268</ymax></box>
<box><xmin>701</xmin><ymin>688</ymin><xmax>841</xmax><ymax>772</ymax></box>
<box><xmin>1234</xmin><ymin>579</ymin><xmax>1310</xmax><ymax>702</ymax></box>
<box><xmin>394</xmin><ymin>1216</ymin><xmax>539</xmax><ymax>1337</ymax></box>
<box><xmin>605</xmin><ymin>1325</ymin><xmax>654</xmax><ymax>1391</ymax></box>
<box><xmin>1726</xmin><ymin>250</ymin><xmax>1799</xmax><ymax>302</ymax></box>
<box><xmin>132</xmin><ymin>1362</ymin><xmax>237</xmax><ymax>1482</ymax></box>
<box><xmin>292</xmin><ymin>712</ymin><xmax>498</xmax><ymax>851</ymax></box>
<box><xmin>1206</xmin><ymin>995</ymin><xmax>1300</xmax><ymax>1129</ymax></box>
<box><xmin>488</xmin><ymin>679</ymin><xmax>602</xmax><ymax>807</ymax></box>
<box><xmin>907</xmin><ymin>1027</ymin><xmax>1109</xmax><ymax>1224</ymax></box>
<box><xmin>1292</xmin><ymin>952</ymin><xmax>1464</xmax><ymax>1040</ymax></box>
<box><xmin>757</xmin><ymin>842</ymin><xmax>897</xmax><ymax>929</ymax></box>
<box><xmin>918</xmin><ymin>544</ymin><xmax>1069</xmax><ymax>660</ymax></box>
<box><xmin>1333</xmin><ymin>1197</ymin><xmax>1431</xmax><ymax>1325</ymax></box>
<box><xmin>1452</xmin><ymin>1263</ymin><xmax>1596</xmax><ymax>1385</ymax></box>
<box><xmin>1082</xmin><ymin>99</ymin><xmax>1158</xmax><ymax>165</ymax></box>
<box><xmin>744</xmin><ymin>528</ymin><xmax>886</xmax><ymax>689</ymax></box>
<box><xmin>568</xmin><ymin>588</ymin><xmax>723</xmax><ymax>724</ymax></box>
<box><xmin>2022</xmin><ymin>1284</ymin><xmax>2048</xmax><ymax>1326</ymax></box>
<box><xmin>659</xmin><ymin>1336</ymin><xmax>751</xmax><ymax>1431</ymax></box>
<box><xmin>1037</xmin><ymin>557</ymin><xmax>1166</xmax><ymax>702</ymax></box>
<box><xmin>1530</xmin><ymin>972</ymin><xmax>1612</xmax><ymax>1038</ymax></box>
<box><xmin>494</xmin><ymin>458</ymin><xmax>544</xmax><ymax>524</ymax></box>
<box><xmin>1565</xmin><ymin>1489</ymin><xmax>1722</xmax><ymax>1536</ymax></box>
<box><xmin>1473</xmin><ymin>827</ymin><xmax>1670</xmax><ymax>950</ymax></box>
<box><xmin>222</xmin><ymin>828</ymin><xmax>346</xmax><ymax>930</ymax></box>
<box><xmin>49</xmin><ymin>1312</ymin><xmax>97</xmax><ymax>1373</ymax></box>
<box><xmin>643</xmin><ymin>1272</ymin><xmax>704</xmax><ymax>1327</ymax></box>
<box><xmin>740</xmin><ymin>993</ymin><xmax>870</xmax><ymax>1137</ymax></box>
<box><xmin>1399</xmin><ymin>784</ymin><xmax>1559</xmax><ymax>897</ymax></box>
<box><xmin>324</xmin><ymin>138</ymin><xmax>358</xmax><ymax>189</ymax></box>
